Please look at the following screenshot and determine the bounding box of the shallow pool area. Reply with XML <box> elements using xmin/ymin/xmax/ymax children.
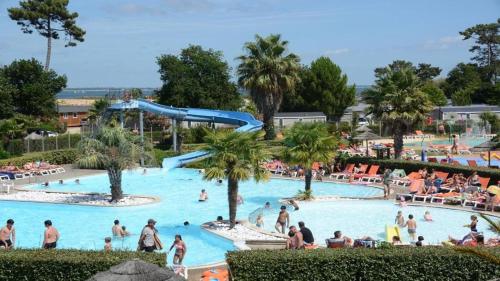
<box><xmin>1</xmin><ymin>168</ymin><xmax>496</xmax><ymax>266</ymax></box>
<box><xmin>261</xmin><ymin>200</ymin><xmax>496</xmax><ymax>245</ymax></box>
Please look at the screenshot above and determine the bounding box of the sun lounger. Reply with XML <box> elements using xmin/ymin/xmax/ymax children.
<box><xmin>434</xmin><ymin>172</ymin><xmax>449</xmax><ymax>181</ymax></box>
<box><xmin>359</xmin><ymin>165</ymin><xmax>382</xmax><ymax>183</ymax></box>
<box><xmin>329</xmin><ymin>163</ymin><xmax>355</xmax><ymax>180</ymax></box>
<box><xmin>392</xmin><ymin>172</ymin><xmax>421</xmax><ymax>187</ymax></box>
<box><xmin>428</xmin><ymin>157</ymin><xmax>438</xmax><ymax>163</ymax></box>
<box><xmin>466</xmin><ymin>160</ymin><xmax>478</xmax><ymax>167</ymax></box>
<box><xmin>478</xmin><ymin>177</ymin><xmax>490</xmax><ymax>190</ymax></box>
<box><xmin>0</xmin><ymin>175</ymin><xmax>9</xmax><ymax>182</ymax></box>
<box><xmin>56</xmin><ymin>167</ymin><xmax>65</xmax><ymax>173</ymax></box>
<box><xmin>398</xmin><ymin>179</ymin><xmax>425</xmax><ymax>201</ymax></box>
<box><xmin>325</xmin><ymin>239</ymin><xmax>346</xmax><ymax>248</ymax></box>
<box><xmin>430</xmin><ymin>192</ymin><xmax>461</xmax><ymax>204</ymax></box>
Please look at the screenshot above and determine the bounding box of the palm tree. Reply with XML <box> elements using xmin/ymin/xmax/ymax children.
<box><xmin>363</xmin><ymin>61</ymin><xmax>433</xmax><ymax>158</ymax></box>
<box><xmin>87</xmin><ymin>99</ymin><xmax>110</xmax><ymax>133</ymax></box>
<box><xmin>283</xmin><ymin>122</ymin><xmax>336</xmax><ymax>195</ymax></box>
<box><xmin>202</xmin><ymin>130</ymin><xmax>270</xmax><ymax>228</ymax></box>
<box><xmin>237</xmin><ymin>34</ymin><xmax>301</xmax><ymax>140</ymax></box>
<box><xmin>77</xmin><ymin>123</ymin><xmax>146</xmax><ymax>201</ymax></box>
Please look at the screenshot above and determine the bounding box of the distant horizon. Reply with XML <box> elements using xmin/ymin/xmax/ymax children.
<box><xmin>1</xmin><ymin>0</ymin><xmax>498</xmax><ymax>87</ymax></box>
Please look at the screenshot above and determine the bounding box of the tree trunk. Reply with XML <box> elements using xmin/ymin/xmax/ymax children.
<box><xmin>262</xmin><ymin>110</ymin><xmax>276</xmax><ymax>140</ymax></box>
<box><xmin>393</xmin><ymin>123</ymin><xmax>404</xmax><ymax>159</ymax></box>
<box><xmin>304</xmin><ymin>169</ymin><xmax>312</xmax><ymax>192</ymax></box>
<box><xmin>45</xmin><ymin>21</ymin><xmax>52</xmax><ymax>71</ymax></box>
<box><xmin>227</xmin><ymin>176</ymin><xmax>239</xmax><ymax>229</ymax></box>
<box><xmin>107</xmin><ymin>167</ymin><xmax>123</xmax><ymax>201</ymax></box>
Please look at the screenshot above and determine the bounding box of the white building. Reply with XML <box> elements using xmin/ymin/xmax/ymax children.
<box><xmin>273</xmin><ymin>112</ymin><xmax>327</xmax><ymax>129</ymax></box>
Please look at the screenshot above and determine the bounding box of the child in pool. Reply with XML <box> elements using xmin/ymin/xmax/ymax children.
<box><xmin>399</xmin><ymin>196</ymin><xmax>407</xmax><ymax>207</ymax></box>
<box><xmin>395</xmin><ymin>211</ymin><xmax>405</xmax><ymax>227</ymax></box>
<box><xmin>256</xmin><ymin>214</ymin><xmax>264</xmax><ymax>228</ymax></box>
<box><xmin>104</xmin><ymin>237</ymin><xmax>112</xmax><ymax>252</ymax></box>
<box><xmin>424</xmin><ymin>211</ymin><xmax>433</xmax><ymax>221</ymax></box>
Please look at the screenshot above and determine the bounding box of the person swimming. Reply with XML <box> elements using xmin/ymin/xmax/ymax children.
<box><xmin>236</xmin><ymin>194</ymin><xmax>244</xmax><ymax>205</ymax></box>
<box><xmin>264</xmin><ymin>202</ymin><xmax>271</xmax><ymax>209</ymax></box>
<box><xmin>183</xmin><ymin>221</ymin><xmax>190</xmax><ymax>227</ymax></box>
<box><xmin>121</xmin><ymin>226</ymin><xmax>130</xmax><ymax>236</ymax></box>
<box><xmin>216</xmin><ymin>179</ymin><xmax>223</xmax><ymax>186</ymax></box>
<box><xmin>58</xmin><ymin>179</ymin><xmax>64</xmax><ymax>184</ymax></box>
<box><xmin>424</xmin><ymin>211</ymin><xmax>433</xmax><ymax>221</ymax></box>
<box><xmin>198</xmin><ymin>189</ymin><xmax>208</xmax><ymax>202</ymax></box>
<box><xmin>75</xmin><ymin>179</ymin><xmax>80</xmax><ymax>184</ymax></box>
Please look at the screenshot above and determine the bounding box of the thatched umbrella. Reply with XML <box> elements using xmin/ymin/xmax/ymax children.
<box><xmin>472</xmin><ymin>140</ymin><xmax>499</xmax><ymax>168</ymax></box>
<box><xmin>87</xmin><ymin>259</ymin><xmax>185</xmax><ymax>281</ymax></box>
<box><xmin>355</xmin><ymin>124</ymin><xmax>371</xmax><ymax>133</ymax></box>
<box><xmin>353</xmin><ymin>131</ymin><xmax>382</xmax><ymax>156</ymax></box>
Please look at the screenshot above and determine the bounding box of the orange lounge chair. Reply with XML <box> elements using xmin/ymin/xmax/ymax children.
<box><xmin>329</xmin><ymin>163</ymin><xmax>355</xmax><ymax>180</ymax></box>
<box><xmin>358</xmin><ymin>165</ymin><xmax>382</xmax><ymax>183</ymax></box>
<box><xmin>398</xmin><ymin>179</ymin><xmax>424</xmax><ymax>201</ymax></box>
<box><xmin>434</xmin><ymin>172</ymin><xmax>449</xmax><ymax>181</ymax></box>
<box><xmin>479</xmin><ymin>177</ymin><xmax>490</xmax><ymax>190</ymax></box>
<box><xmin>467</xmin><ymin>160</ymin><xmax>478</xmax><ymax>167</ymax></box>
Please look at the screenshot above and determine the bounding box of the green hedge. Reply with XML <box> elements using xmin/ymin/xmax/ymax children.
<box><xmin>0</xmin><ymin>249</ymin><xmax>166</xmax><ymax>281</ymax></box>
<box><xmin>0</xmin><ymin>149</ymin><xmax>78</xmax><ymax>167</ymax></box>
<box><xmin>345</xmin><ymin>157</ymin><xmax>500</xmax><ymax>184</ymax></box>
<box><xmin>226</xmin><ymin>247</ymin><xmax>500</xmax><ymax>281</ymax></box>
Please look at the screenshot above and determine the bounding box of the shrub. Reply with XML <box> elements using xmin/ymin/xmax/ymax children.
<box><xmin>0</xmin><ymin>149</ymin><xmax>78</xmax><ymax>167</ymax></box>
<box><xmin>0</xmin><ymin>249</ymin><xmax>166</xmax><ymax>281</ymax></box>
<box><xmin>226</xmin><ymin>247</ymin><xmax>500</xmax><ymax>281</ymax></box>
<box><xmin>345</xmin><ymin>157</ymin><xmax>500</xmax><ymax>184</ymax></box>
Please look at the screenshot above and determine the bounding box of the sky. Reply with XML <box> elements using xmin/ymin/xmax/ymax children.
<box><xmin>0</xmin><ymin>0</ymin><xmax>498</xmax><ymax>88</ymax></box>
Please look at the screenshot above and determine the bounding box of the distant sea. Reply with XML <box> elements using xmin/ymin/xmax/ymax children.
<box><xmin>57</xmin><ymin>86</ymin><xmax>371</xmax><ymax>99</ymax></box>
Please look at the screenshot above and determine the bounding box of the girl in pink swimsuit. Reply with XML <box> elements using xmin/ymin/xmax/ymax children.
<box><xmin>169</xmin><ymin>234</ymin><xmax>187</xmax><ymax>265</ymax></box>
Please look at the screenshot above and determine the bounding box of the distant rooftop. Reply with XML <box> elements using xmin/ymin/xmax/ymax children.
<box><xmin>436</xmin><ymin>104</ymin><xmax>500</xmax><ymax>113</ymax></box>
<box><xmin>57</xmin><ymin>105</ymin><xmax>92</xmax><ymax>113</ymax></box>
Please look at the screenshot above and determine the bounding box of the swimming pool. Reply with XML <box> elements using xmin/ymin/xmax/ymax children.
<box><xmin>4</xmin><ymin>168</ymin><xmax>381</xmax><ymax>266</ymax></box>
<box><xmin>261</xmin><ymin>200</ymin><xmax>496</xmax><ymax>245</ymax></box>
<box><xmin>3</xmin><ymin>168</ymin><xmax>496</xmax><ymax>266</ymax></box>
<box><xmin>405</xmin><ymin>137</ymin><xmax>489</xmax><ymax>148</ymax></box>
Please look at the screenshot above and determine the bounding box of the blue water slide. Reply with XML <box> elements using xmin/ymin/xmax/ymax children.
<box><xmin>109</xmin><ymin>99</ymin><xmax>263</xmax><ymax>168</ymax></box>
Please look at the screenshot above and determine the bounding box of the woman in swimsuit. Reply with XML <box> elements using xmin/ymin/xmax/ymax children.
<box><xmin>169</xmin><ymin>234</ymin><xmax>187</xmax><ymax>265</ymax></box>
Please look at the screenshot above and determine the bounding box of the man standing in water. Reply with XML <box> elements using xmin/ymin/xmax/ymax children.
<box><xmin>275</xmin><ymin>206</ymin><xmax>289</xmax><ymax>234</ymax></box>
<box><xmin>404</xmin><ymin>214</ymin><xmax>417</xmax><ymax>242</ymax></box>
<box><xmin>139</xmin><ymin>219</ymin><xmax>162</xmax><ymax>252</ymax></box>
<box><xmin>382</xmin><ymin>169</ymin><xmax>392</xmax><ymax>199</ymax></box>
<box><xmin>112</xmin><ymin>220</ymin><xmax>125</xmax><ymax>237</ymax></box>
<box><xmin>0</xmin><ymin>219</ymin><xmax>15</xmax><ymax>250</ymax></box>
<box><xmin>42</xmin><ymin>220</ymin><xmax>60</xmax><ymax>249</ymax></box>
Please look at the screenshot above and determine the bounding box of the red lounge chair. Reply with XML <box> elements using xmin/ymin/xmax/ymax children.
<box><xmin>357</xmin><ymin>165</ymin><xmax>381</xmax><ymax>182</ymax></box>
<box><xmin>467</xmin><ymin>160</ymin><xmax>478</xmax><ymax>167</ymax></box>
<box><xmin>434</xmin><ymin>172</ymin><xmax>449</xmax><ymax>181</ymax></box>
<box><xmin>479</xmin><ymin>177</ymin><xmax>490</xmax><ymax>191</ymax></box>
<box><xmin>428</xmin><ymin>157</ymin><xmax>438</xmax><ymax>163</ymax></box>
<box><xmin>329</xmin><ymin>163</ymin><xmax>355</xmax><ymax>180</ymax></box>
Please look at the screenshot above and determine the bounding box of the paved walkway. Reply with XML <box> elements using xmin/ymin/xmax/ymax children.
<box><xmin>9</xmin><ymin>165</ymin><xmax>105</xmax><ymax>189</ymax></box>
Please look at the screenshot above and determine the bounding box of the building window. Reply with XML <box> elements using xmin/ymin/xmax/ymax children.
<box><xmin>63</xmin><ymin>113</ymin><xmax>68</xmax><ymax>119</ymax></box>
<box><xmin>73</xmin><ymin>112</ymin><xmax>78</xmax><ymax>118</ymax></box>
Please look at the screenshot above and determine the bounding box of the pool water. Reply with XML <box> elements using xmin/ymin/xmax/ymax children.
<box><xmin>2</xmin><ymin>168</ymin><xmax>495</xmax><ymax>266</ymax></box>
<box><xmin>261</xmin><ymin>200</ymin><xmax>496</xmax><ymax>245</ymax></box>
<box><xmin>4</xmin><ymin>168</ymin><xmax>381</xmax><ymax>266</ymax></box>
<box><xmin>405</xmin><ymin>137</ymin><xmax>488</xmax><ymax>148</ymax></box>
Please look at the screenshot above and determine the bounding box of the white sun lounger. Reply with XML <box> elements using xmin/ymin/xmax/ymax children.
<box><xmin>56</xmin><ymin>167</ymin><xmax>65</xmax><ymax>173</ymax></box>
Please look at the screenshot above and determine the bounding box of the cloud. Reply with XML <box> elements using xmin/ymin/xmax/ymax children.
<box><xmin>423</xmin><ymin>35</ymin><xmax>462</xmax><ymax>50</ymax></box>
<box><xmin>324</xmin><ymin>48</ymin><xmax>350</xmax><ymax>55</ymax></box>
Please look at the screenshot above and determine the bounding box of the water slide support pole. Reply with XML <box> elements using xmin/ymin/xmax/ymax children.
<box><xmin>120</xmin><ymin>112</ymin><xmax>124</xmax><ymax>128</ymax></box>
<box><xmin>172</xmin><ymin>118</ymin><xmax>177</xmax><ymax>153</ymax></box>
<box><xmin>140</xmin><ymin>110</ymin><xmax>144</xmax><ymax>166</ymax></box>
